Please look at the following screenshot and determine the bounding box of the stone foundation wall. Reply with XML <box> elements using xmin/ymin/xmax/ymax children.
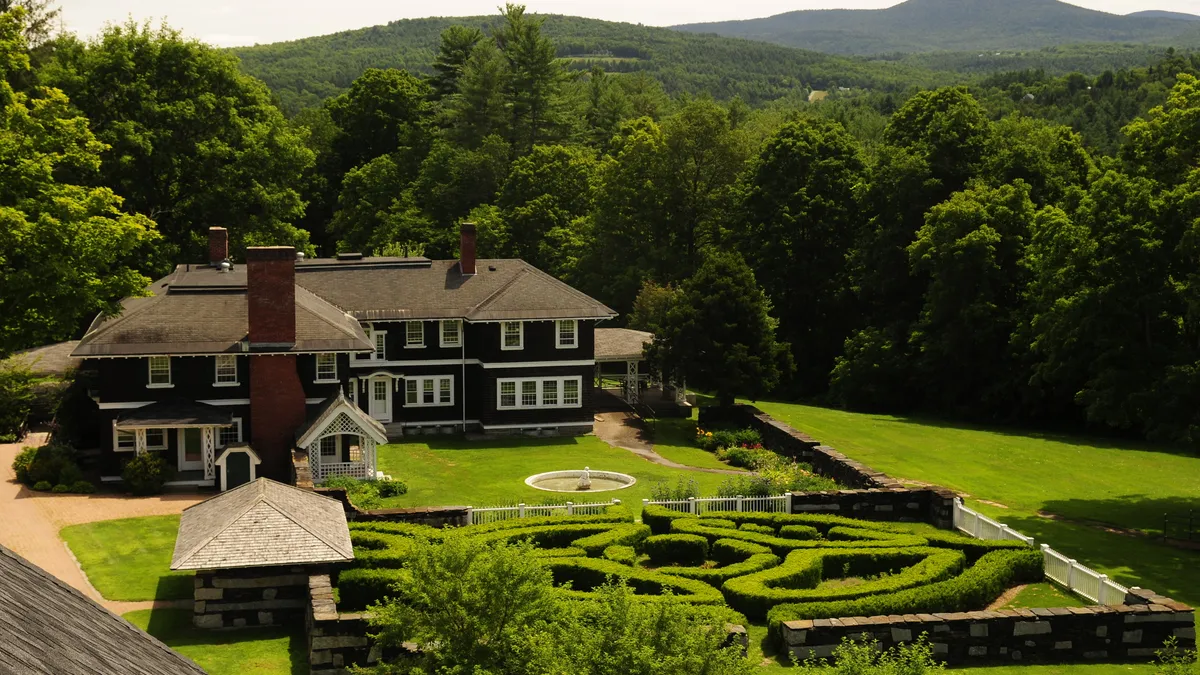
<box><xmin>780</xmin><ymin>588</ymin><xmax>1195</xmax><ymax>665</ymax></box>
<box><xmin>315</xmin><ymin>487</ymin><xmax>470</xmax><ymax>528</ymax></box>
<box><xmin>789</xmin><ymin>487</ymin><xmax>958</xmax><ymax>530</ymax></box>
<box><xmin>192</xmin><ymin>565</ymin><xmax>315</xmax><ymax>629</ymax></box>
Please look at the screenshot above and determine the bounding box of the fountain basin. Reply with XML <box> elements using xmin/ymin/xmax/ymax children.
<box><xmin>525</xmin><ymin>470</ymin><xmax>636</xmax><ymax>492</ymax></box>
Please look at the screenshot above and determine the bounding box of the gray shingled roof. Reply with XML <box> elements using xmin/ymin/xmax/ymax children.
<box><xmin>0</xmin><ymin>544</ymin><xmax>207</xmax><ymax>675</ymax></box>
<box><xmin>5</xmin><ymin>340</ymin><xmax>81</xmax><ymax>377</ymax></box>
<box><xmin>72</xmin><ymin>267</ymin><xmax>372</xmax><ymax>357</ymax></box>
<box><xmin>115</xmin><ymin>401</ymin><xmax>233</xmax><ymax>428</ymax></box>
<box><xmin>172</xmin><ymin>478</ymin><xmax>353</xmax><ymax>570</ymax></box>
<box><xmin>595</xmin><ymin>328</ymin><xmax>653</xmax><ymax>361</ymax></box>
<box><xmin>295</xmin><ymin>258</ymin><xmax>617</xmax><ymax>322</ymax></box>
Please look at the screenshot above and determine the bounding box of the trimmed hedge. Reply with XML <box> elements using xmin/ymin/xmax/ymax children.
<box><xmin>766</xmin><ymin>548</ymin><xmax>1044</xmax><ymax>631</ymax></box>
<box><xmin>573</xmin><ymin>523</ymin><xmax>651</xmax><ymax>556</ymax></box>
<box><xmin>546</xmin><ymin>557</ymin><xmax>726</xmax><ymax>605</ymax></box>
<box><xmin>779</xmin><ymin>524</ymin><xmax>820</xmax><ymax>540</ymax></box>
<box><xmin>642</xmin><ymin>534</ymin><xmax>709</xmax><ymax>566</ymax></box>
<box><xmin>671</xmin><ymin>518</ymin><xmax>927</xmax><ymax>554</ymax></box>
<box><xmin>657</xmin><ymin>537</ymin><xmax>781</xmax><ymax>583</ymax></box>
<box><xmin>710</xmin><ymin>538</ymin><xmax>773</xmax><ymax>564</ymax></box>
<box><xmin>642</xmin><ymin>504</ymin><xmax>685</xmax><ymax>535</ymax></box>
<box><xmin>337</xmin><ymin>567</ymin><xmax>411</xmax><ymax>611</ymax></box>
<box><xmin>697</xmin><ymin>518</ymin><xmax>737</xmax><ymax>529</ymax></box>
<box><xmin>722</xmin><ymin>547</ymin><xmax>966</xmax><ymax>619</ymax></box>
<box><xmin>603</xmin><ymin>545</ymin><xmax>638</xmax><ymax>566</ymax></box>
<box><xmin>739</xmin><ymin>523</ymin><xmax>775</xmax><ymax>535</ymax></box>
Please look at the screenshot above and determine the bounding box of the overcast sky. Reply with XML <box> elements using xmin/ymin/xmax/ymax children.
<box><xmin>57</xmin><ymin>0</ymin><xmax>1200</xmax><ymax>48</ymax></box>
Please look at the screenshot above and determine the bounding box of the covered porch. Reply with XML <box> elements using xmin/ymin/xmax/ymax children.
<box><xmin>112</xmin><ymin>401</ymin><xmax>233</xmax><ymax>487</ymax></box>
<box><xmin>297</xmin><ymin>390</ymin><xmax>389</xmax><ymax>484</ymax></box>
<box><xmin>593</xmin><ymin>328</ymin><xmax>690</xmax><ymax>415</ymax></box>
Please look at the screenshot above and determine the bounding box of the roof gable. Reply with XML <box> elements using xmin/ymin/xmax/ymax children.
<box><xmin>296</xmin><ymin>391</ymin><xmax>387</xmax><ymax>448</ymax></box>
<box><xmin>171</xmin><ymin>478</ymin><xmax>353</xmax><ymax>570</ymax></box>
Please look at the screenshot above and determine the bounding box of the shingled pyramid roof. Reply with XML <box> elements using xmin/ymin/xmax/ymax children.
<box><xmin>0</xmin><ymin>544</ymin><xmax>206</xmax><ymax>675</ymax></box>
<box><xmin>171</xmin><ymin>478</ymin><xmax>353</xmax><ymax>570</ymax></box>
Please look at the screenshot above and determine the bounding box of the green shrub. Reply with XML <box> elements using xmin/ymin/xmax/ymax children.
<box><xmin>739</xmin><ymin>522</ymin><xmax>775</xmax><ymax>535</ymax></box>
<box><xmin>766</xmin><ymin>548</ymin><xmax>1044</xmax><ymax>631</ymax></box>
<box><xmin>648</xmin><ymin>477</ymin><xmax>700</xmax><ymax>501</ymax></box>
<box><xmin>32</xmin><ymin>480</ymin><xmax>51</xmax><ymax>491</ymax></box>
<box><xmin>642</xmin><ymin>504</ymin><xmax>687</xmax><ymax>535</ymax></box>
<box><xmin>710</xmin><ymin>538</ymin><xmax>773</xmax><ymax>564</ymax></box>
<box><xmin>697</xmin><ymin>518</ymin><xmax>737</xmax><ymax>529</ymax></box>
<box><xmin>780</xmin><ymin>524</ymin><xmax>820</xmax><ymax>540</ymax></box>
<box><xmin>717</xmin><ymin>446</ymin><xmax>771</xmax><ymax>469</ymax></box>
<box><xmin>546</xmin><ymin>557</ymin><xmax>725</xmax><ymax>605</ymax></box>
<box><xmin>12</xmin><ymin>443</ymin><xmax>81</xmax><ymax>487</ymax></box>
<box><xmin>603</xmin><ymin>545</ymin><xmax>638</xmax><ymax>566</ymax></box>
<box><xmin>121</xmin><ymin>453</ymin><xmax>172</xmax><ymax>495</ymax></box>
<box><xmin>51</xmin><ymin>483</ymin><xmax>71</xmax><ymax>493</ymax></box>
<box><xmin>642</xmin><ymin>533</ymin><xmax>709</xmax><ymax>566</ymax></box>
<box><xmin>671</xmin><ymin>518</ymin><xmax>927</xmax><ymax>554</ymax></box>
<box><xmin>0</xmin><ymin>362</ymin><xmax>37</xmax><ymax>440</ymax></box>
<box><xmin>722</xmin><ymin>547</ymin><xmax>966</xmax><ymax>619</ymax></box>
<box><xmin>338</xmin><ymin>567</ymin><xmax>411</xmax><ymax>611</ymax></box>
<box><xmin>376</xmin><ymin>479</ymin><xmax>408</xmax><ymax>497</ymax></box>
<box><xmin>731</xmin><ymin>428</ymin><xmax>762</xmax><ymax>447</ymax></box>
<box><xmin>573</xmin><ymin>523</ymin><xmax>650</xmax><ymax>556</ymax></box>
<box><xmin>70</xmin><ymin>480</ymin><xmax>96</xmax><ymax>494</ymax></box>
<box><xmin>657</xmin><ymin>537</ymin><xmax>781</xmax><ymax>583</ymax></box>
<box><xmin>801</xmin><ymin>634</ymin><xmax>946</xmax><ymax>675</ymax></box>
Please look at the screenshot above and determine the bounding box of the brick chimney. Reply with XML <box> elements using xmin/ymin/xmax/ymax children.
<box><xmin>460</xmin><ymin>222</ymin><xmax>477</xmax><ymax>276</ymax></box>
<box><xmin>247</xmin><ymin>246</ymin><xmax>296</xmax><ymax>346</ymax></box>
<box><xmin>208</xmin><ymin>227</ymin><xmax>229</xmax><ymax>266</ymax></box>
<box><xmin>245</xmin><ymin>245</ymin><xmax>305</xmax><ymax>481</ymax></box>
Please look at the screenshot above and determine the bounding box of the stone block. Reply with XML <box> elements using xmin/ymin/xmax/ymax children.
<box><xmin>212</xmin><ymin>574</ymin><xmax>308</xmax><ymax>589</ymax></box>
<box><xmin>194</xmin><ymin>588</ymin><xmax>223</xmax><ymax>601</ymax></box>
<box><xmin>204</xmin><ymin>599</ymin><xmax>307</xmax><ymax>612</ymax></box>
<box><xmin>1011</xmin><ymin>650</ymin><xmax>1023</xmax><ymax>661</ymax></box>
<box><xmin>891</xmin><ymin>628</ymin><xmax>912</xmax><ymax>642</ymax></box>
<box><xmin>786</xmin><ymin>630</ymin><xmax>808</xmax><ymax>646</ymax></box>
<box><xmin>194</xmin><ymin>577</ymin><xmax>205</xmax><ymax>589</ymax></box>
<box><xmin>968</xmin><ymin>646</ymin><xmax>987</xmax><ymax>657</ymax></box>
<box><xmin>1084</xmin><ymin>651</ymin><xmax>1108</xmax><ymax>659</ymax></box>
<box><xmin>1175</xmin><ymin>627</ymin><xmax>1196</xmax><ymax>639</ymax></box>
<box><xmin>932</xmin><ymin>643</ymin><xmax>948</xmax><ymax>655</ymax></box>
<box><xmin>1123</xmin><ymin>630</ymin><xmax>1143</xmax><ymax>644</ymax></box>
<box><xmin>793</xmin><ymin>645</ymin><xmax>836</xmax><ymax>660</ymax></box>
<box><xmin>874</xmin><ymin>505</ymin><xmax>894</xmax><ymax>512</ymax></box>
<box><xmin>309</xmin><ymin>650</ymin><xmax>332</xmax><ymax>666</ymax></box>
<box><xmin>1096</xmin><ymin>626</ymin><xmax>1108</xmax><ymax>638</ymax></box>
<box><xmin>263</xmin><ymin>588</ymin><xmax>278</xmax><ymax>601</ymax></box>
<box><xmin>312</xmin><ymin>636</ymin><xmax>369</xmax><ymax>650</ymax></box>
<box><xmin>193</xmin><ymin>614</ymin><xmax>222</xmax><ymax>629</ymax></box>
<box><xmin>232</xmin><ymin>618</ymin><xmax>247</xmax><ymax>628</ymax></box>
<box><xmin>1126</xmin><ymin>613</ymin><xmax>1175</xmax><ymax>624</ymax></box>
<box><xmin>970</xmin><ymin>624</ymin><xmax>988</xmax><ymax>638</ymax></box>
<box><xmin>257</xmin><ymin>612</ymin><xmax>273</xmax><ymax>625</ymax></box>
<box><xmin>1055</xmin><ymin>641</ymin><xmax>1073</xmax><ymax>650</ymax></box>
<box><xmin>1128</xmin><ymin>648</ymin><xmax>1158</xmax><ymax>657</ymax></box>
<box><xmin>193</xmin><ymin>601</ymin><xmax>206</xmax><ymax>614</ymax></box>
<box><xmin>1013</xmin><ymin>621</ymin><xmax>1052</xmax><ymax>636</ymax></box>
<box><xmin>332</xmin><ymin>654</ymin><xmax>344</xmax><ymax>668</ymax></box>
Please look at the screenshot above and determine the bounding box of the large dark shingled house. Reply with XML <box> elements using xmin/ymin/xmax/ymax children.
<box><xmin>70</xmin><ymin>225</ymin><xmax>615</xmax><ymax>491</ymax></box>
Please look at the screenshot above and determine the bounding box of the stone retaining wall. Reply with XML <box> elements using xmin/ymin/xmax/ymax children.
<box><xmin>780</xmin><ymin>588</ymin><xmax>1195</xmax><ymax>664</ymax></box>
<box><xmin>788</xmin><ymin>487</ymin><xmax>958</xmax><ymax>530</ymax></box>
<box><xmin>192</xmin><ymin>565</ymin><xmax>315</xmax><ymax>629</ymax></box>
<box><xmin>307</xmin><ymin>573</ymin><xmax>383</xmax><ymax>672</ymax></box>
<box><xmin>315</xmin><ymin>487</ymin><xmax>470</xmax><ymax>527</ymax></box>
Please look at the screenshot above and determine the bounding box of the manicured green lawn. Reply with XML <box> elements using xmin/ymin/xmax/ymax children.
<box><xmin>61</xmin><ymin>515</ymin><xmax>192</xmax><ymax>601</ymax></box>
<box><xmin>124</xmin><ymin>609</ymin><xmax>305</xmax><ymax>675</ymax></box>
<box><xmin>375</xmin><ymin>434</ymin><xmax>732</xmax><ymax>510</ymax></box>
<box><xmin>748</xmin><ymin>401</ymin><xmax>1200</xmax><ymax>608</ymax></box>
<box><xmin>645</xmin><ymin>417</ymin><xmax>747</xmax><ymax>472</ymax></box>
<box><xmin>1001</xmin><ymin>582</ymin><xmax>1085</xmax><ymax>609</ymax></box>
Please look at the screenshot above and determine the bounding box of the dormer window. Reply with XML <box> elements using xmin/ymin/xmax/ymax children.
<box><xmin>147</xmin><ymin>356</ymin><xmax>172</xmax><ymax>388</ymax></box>
<box><xmin>406</xmin><ymin>321</ymin><xmax>424</xmax><ymax>348</ymax></box>
<box><xmin>440</xmin><ymin>320</ymin><xmax>461</xmax><ymax>347</ymax></box>
<box><xmin>501</xmin><ymin>321</ymin><xmax>523</xmax><ymax>350</ymax></box>
<box><xmin>557</xmin><ymin>320</ymin><xmax>577</xmax><ymax>349</ymax></box>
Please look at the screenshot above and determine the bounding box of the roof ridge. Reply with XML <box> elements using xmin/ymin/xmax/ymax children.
<box><xmin>295</xmin><ymin>284</ymin><xmax>359</xmax><ymax>339</ymax></box>
<box><xmin>466</xmin><ymin>267</ymin><xmax>532</xmax><ymax>318</ymax></box>
<box><xmin>517</xmin><ymin>262</ymin><xmax>618</xmax><ymax>316</ymax></box>
<box><xmin>0</xmin><ymin>545</ymin><xmax>205</xmax><ymax>672</ymax></box>
<box><xmin>74</xmin><ymin>275</ymin><xmax>173</xmax><ymax>351</ymax></box>
<box><xmin>173</xmin><ymin>482</ymin><xmax>269</xmax><ymax>568</ymax></box>
<box><xmin>260</xmin><ymin>493</ymin><xmax>353</xmax><ymax>559</ymax></box>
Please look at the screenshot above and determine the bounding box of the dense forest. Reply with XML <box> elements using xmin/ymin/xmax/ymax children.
<box><xmin>673</xmin><ymin>0</ymin><xmax>1200</xmax><ymax>55</ymax></box>
<box><xmin>8</xmin><ymin>2</ymin><xmax>1200</xmax><ymax>446</ymax></box>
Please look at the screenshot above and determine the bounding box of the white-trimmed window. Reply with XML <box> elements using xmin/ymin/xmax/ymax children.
<box><xmin>406</xmin><ymin>321</ymin><xmax>424</xmax><ymax>348</ymax></box>
<box><xmin>147</xmin><ymin>356</ymin><xmax>171</xmax><ymax>387</ymax></box>
<box><xmin>501</xmin><ymin>321</ymin><xmax>523</xmax><ymax>350</ymax></box>
<box><xmin>319</xmin><ymin>435</ymin><xmax>338</xmax><ymax>458</ymax></box>
<box><xmin>115</xmin><ymin>428</ymin><xmax>136</xmax><ymax>451</ymax></box>
<box><xmin>440</xmin><ymin>320</ymin><xmax>462</xmax><ymax>347</ymax></box>
<box><xmin>405</xmin><ymin>376</ymin><xmax>454</xmax><ymax>407</ymax></box>
<box><xmin>214</xmin><ymin>355</ymin><xmax>238</xmax><ymax>386</ymax></box>
<box><xmin>145</xmin><ymin>428</ymin><xmax>167</xmax><ymax>450</ymax></box>
<box><xmin>218</xmin><ymin>418</ymin><xmax>243</xmax><ymax>448</ymax></box>
<box><xmin>556</xmin><ymin>320</ymin><xmax>578</xmax><ymax>349</ymax></box>
<box><xmin>374</xmin><ymin>330</ymin><xmax>387</xmax><ymax>359</ymax></box>
<box><xmin>497</xmin><ymin>377</ymin><xmax>583</xmax><ymax>410</ymax></box>
<box><xmin>315</xmin><ymin>353</ymin><xmax>338</xmax><ymax>382</ymax></box>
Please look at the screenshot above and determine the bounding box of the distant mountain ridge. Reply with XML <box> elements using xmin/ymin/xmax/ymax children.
<box><xmin>1128</xmin><ymin>10</ymin><xmax>1200</xmax><ymax>21</ymax></box>
<box><xmin>671</xmin><ymin>0</ymin><xmax>1200</xmax><ymax>54</ymax></box>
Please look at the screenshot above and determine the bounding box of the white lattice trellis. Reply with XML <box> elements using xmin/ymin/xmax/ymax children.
<box><xmin>307</xmin><ymin>412</ymin><xmax>378</xmax><ymax>483</ymax></box>
<box><xmin>201</xmin><ymin>427</ymin><xmax>216</xmax><ymax>479</ymax></box>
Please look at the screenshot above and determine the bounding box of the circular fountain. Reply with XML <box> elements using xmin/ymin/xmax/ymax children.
<box><xmin>525</xmin><ymin>467</ymin><xmax>636</xmax><ymax>492</ymax></box>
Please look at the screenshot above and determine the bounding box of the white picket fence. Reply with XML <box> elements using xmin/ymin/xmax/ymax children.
<box><xmin>952</xmin><ymin>498</ymin><xmax>1128</xmax><ymax>605</ymax></box>
<box><xmin>467</xmin><ymin>498</ymin><xmax>622</xmax><ymax>525</ymax></box>
<box><xmin>643</xmin><ymin>494</ymin><xmax>792</xmax><ymax>515</ymax></box>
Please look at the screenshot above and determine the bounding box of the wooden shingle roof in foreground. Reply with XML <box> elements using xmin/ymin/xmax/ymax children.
<box><xmin>171</xmin><ymin>477</ymin><xmax>353</xmax><ymax>570</ymax></box>
<box><xmin>0</xmin><ymin>544</ymin><xmax>206</xmax><ymax>675</ymax></box>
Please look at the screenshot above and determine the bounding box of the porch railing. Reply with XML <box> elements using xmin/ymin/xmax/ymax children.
<box><xmin>643</xmin><ymin>494</ymin><xmax>792</xmax><ymax>515</ymax></box>
<box><xmin>313</xmin><ymin>461</ymin><xmax>372</xmax><ymax>482</ymax></box>
<box><xmin>467</xmin><ymin>499</ymin><xmax>622</xmax><ymax>525</ymax></box>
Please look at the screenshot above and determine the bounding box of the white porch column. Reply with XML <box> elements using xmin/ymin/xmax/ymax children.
<box><xmin>309</xmin><ymin>441</ymin><xmax>321</xmax><ymax>482</ymax></box>
<box><xmin>201</xmin><ymin>427</ymin><xmax>216</xmax><ymax>480</ymax></box>
<box><xmin>134</xmin><ymin>428</ymin><xmax>147</xmax><ymax>455</ymax></box>
<box><xmin>626</xmin><ymin>360</ymin><xmax>639</xmax><ymax>404</ymax></box>
<box><xmin>365</xmin><ymin>438</ymin><xmax>377</xmax><ymax>479</ymax></box>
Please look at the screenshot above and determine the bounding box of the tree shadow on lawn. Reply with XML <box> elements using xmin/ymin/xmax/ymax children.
<box><xmin>156</xmin><ymin>574</ymin><xmax>194</xmax><ymax>602</ymax></box>
<box><xmin>1037</xmin><ymin>494</ymin><xmax>1200</xmax><ymax>536</ymax></box>
<box><xmin>414</xmin><ymin>435</ymin><xmax>593</xmax><ymax>452</ymax></box>
<box><xmin>132</xmin><ymin>607</ymin><xmax>308</xmax><ymax>675</ymax></box>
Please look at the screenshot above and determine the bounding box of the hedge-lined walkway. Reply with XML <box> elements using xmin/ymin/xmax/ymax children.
<box><xmin>0</xmin><ymin>432</ymin><xmax>204</xmax><ymax>612</ymax></box>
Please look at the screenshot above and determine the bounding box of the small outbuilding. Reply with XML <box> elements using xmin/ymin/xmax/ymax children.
<box><xmin>594</xmin><ymin>328</ymin><xmax>689</xmax><ymax>414</ymax></box>
<box><xmin>0</xmin><ymin>543</ymin><xmax>206</xmax><ymax>675</ymax></box>
<box><xmin>171</xmin><ymin>477</ymin><xmax>354</xmax><ymax>629</ymax></box>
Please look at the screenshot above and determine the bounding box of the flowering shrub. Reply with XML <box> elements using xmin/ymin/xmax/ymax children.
<box><xmin>695</xmin><ymin>427</ymin><xmax>761</xmax><ymax>453</ymax></box>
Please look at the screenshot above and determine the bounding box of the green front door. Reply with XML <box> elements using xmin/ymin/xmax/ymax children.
<box><xmin>225</xmin><ymin>451</ymin><xmax>251</xmax><ymax>490</ymax></box>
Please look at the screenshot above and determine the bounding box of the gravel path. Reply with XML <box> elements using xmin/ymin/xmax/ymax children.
<box><xmin>0</xmin><ymin>432</ymin><xmax>205</xmax><ymax>614</ymax></box>
<box><xmin>592</xmin><ymin>412</ymin><xmax>744</xmax><ymax>475</ymax></box>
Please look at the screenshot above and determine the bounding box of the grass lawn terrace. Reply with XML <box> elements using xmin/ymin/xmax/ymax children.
<box><xmin>60</xmin><ymin>515</ymin><xmax>192</xmax><ymax>601</ymax></box>
<box><xmin>124</xmin><ymin>608</ymin><xmax>305</xmax><ymax>675</ymax></box>
<box><xmin>375</xmin><ymin>433</ymin><xmax>732</xmax><ymax>510</ymax></box>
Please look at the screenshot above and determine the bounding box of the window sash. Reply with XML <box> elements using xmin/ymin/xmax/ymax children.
<box><xmin>148</xmin><ymin>357</ymin><xmax>171</xmax><ymax>385</ymax></box>
<box><xmin>499</xmin><ymin>381</ymin><xmax>516</xmax><ymax>408</ymax></box>
<box><xmin>214</xmin><ymin>355</ymin><xmax>238</xmax><ymax>384</ymax></box>
<box><xmin>406</xmin><ymin>321</ymin><xmax>424</xmax><ymax>347</ymax></box>
<box><xmin>502</xmin><ymin>322</ymin><xmax>522</xmax><ymax>349</ymax></box>
<box><xmin>557</xmin><ymin>320</ymin><xmax>577</xmax><ymax>348</ymax></box>
<box><xmin>406</xmin><ymin>379</ymin><xmax>418</xmax><ymax>404</ymax></box>
<box><xmin>439</xmin><ymin>377</ymin><xmax>452</xmax><ymax>403</ymax></box>
<box><xmin>319</xmin><ymin>436</ymin><xmax>338</xmax><ymax>457</ymax></box>
<box><xmin>441</xmin><ymin>320</ymin><xmax>461</xmax><ymax>347</ymax></box>
<box><xmin>145</xmin><ymin>428</ymin><xmax>166</xmax><ymax>449</ymax></box>
<box><xmin>374</xmin><ymin>331</ymin><xmax>386</xmax><ymax>359</ymax></box>
<box><xmin>115</xmin><ymin>429</ymin><xmax>136</xmax><ymax>450</ymax></box>
<box><xmin>498</xmin><ymin>377</ymin><xmax>583</xmax><ymax>410</ymax></box>
<box><xmin>405</xmin><ymin>376</ymin><xmax>453</xmax><ymax>407</ymax></box>
<box><xmin>218</xmin><ymin>419</ymin><xmax>242</xmax><ymax>448</ymax></box>
<box><xmin>316</xmin><ymin>354</ymin><xmax>338</xmax><ymax>381</ymax></box>
<box><xmin>542</xmin><ymin>380</ymin><xmax>558</xmax><ymax>406</ymax></box>
<box><xmin>563</xmin><ymin>380</ymin><xmax>580</xmax><ymax>406</ymax></box>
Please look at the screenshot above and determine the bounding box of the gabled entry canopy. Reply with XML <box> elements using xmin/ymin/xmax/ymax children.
<box><xmin>296</xmin><ymin>390</ymin><xmax>387</xmax><ymax>449</ymax></box>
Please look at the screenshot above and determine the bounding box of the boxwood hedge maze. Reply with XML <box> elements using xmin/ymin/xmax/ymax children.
<box><xmin>336</xmin><ymin>502</ymin><xmax>1043</xmax><ymax>637</ymax></box>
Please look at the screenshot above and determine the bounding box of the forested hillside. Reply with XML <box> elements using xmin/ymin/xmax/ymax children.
<box><xmin>673</xmin><ymin>0</ymin><xmax>1200</xmax><ymax>55</ymax></box>
<box><xmin>231</xmin><ymin>14</ymin><xmax>951</xmax><ymax>114</ymax></box>
<box><xmin>10</xmin><ymin>3</ymin><xmax>1200</xmax><ymax>447</ymax></box>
